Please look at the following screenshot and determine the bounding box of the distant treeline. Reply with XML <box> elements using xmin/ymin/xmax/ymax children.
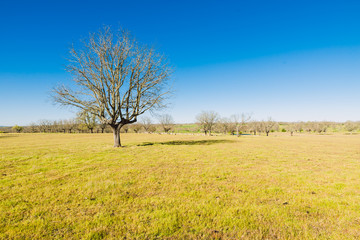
<box><xmin>2</xmin><ymin>116</ymin><xmax>360</xmax><ymax>136</ymax></box>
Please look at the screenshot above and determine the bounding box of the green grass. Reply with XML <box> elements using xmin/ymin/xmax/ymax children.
<box><xmin>1</xmin><ymin>133</ymin><xmax>360</xmax><ymax>239</ymax></box>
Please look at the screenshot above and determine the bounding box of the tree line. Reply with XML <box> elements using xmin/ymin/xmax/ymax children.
<box><xmin>195</xmin><ymin>111</ymin><xmax>360</xmax><ymax>136</ymax></box>
<box><xmin>4</xmin><ymin>111</ymin><xmax>360</xmax><ymax>135</ymax></box>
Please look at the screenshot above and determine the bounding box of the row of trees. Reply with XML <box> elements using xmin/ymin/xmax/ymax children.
<box><xmin>195</xmin><ymin>111</ymin><xmax>360</xmax><ymax>136</ymax></box>
<box><xmin>196</xmin><ymin>111</ymin><xmax>278</xmax><ymax>136</ymax></box>
<box><xmin>7</xmin><ymin>113</ymin><xmax>176</xmax><ymax>134</ymax></box>
<box><xmin>6</xmin><ymin>111</ymin><xmax>360</xmax><ymax>136</ymax></box>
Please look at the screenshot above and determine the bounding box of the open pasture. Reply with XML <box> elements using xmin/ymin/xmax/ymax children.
<box><xmin>1</xmin><ymin>133</ymin><xmax>360</xmax><ymax>239</ymax></box>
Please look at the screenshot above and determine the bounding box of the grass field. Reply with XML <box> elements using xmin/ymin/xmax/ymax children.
<box><xmin>1</xmin><ymin>133</ymin><xmax>360</xmax><ymax>239</ymax></box>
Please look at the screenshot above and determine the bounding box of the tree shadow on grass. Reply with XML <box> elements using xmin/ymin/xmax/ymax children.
<box><xmin>0</xmin><ymin>135</ymin><xmax>18</xmax><ymax>139</ymax></box>
<box><xmin>138</xmin><ymin>139</ymin><xmax>235</xmax><ymax>146</ymax></box>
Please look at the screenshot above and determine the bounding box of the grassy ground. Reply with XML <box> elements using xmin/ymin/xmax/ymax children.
<box><xmin>1</xmin><ymin>133</ymin><xmax>360</xmax><ymax>239</ymax></box>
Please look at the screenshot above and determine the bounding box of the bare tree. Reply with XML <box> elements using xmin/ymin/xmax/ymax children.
<box><xmin>260</xmin><ymin>118</ymin><xmax>277</xmax><ymax>136</ymax></box>
<box><xmin>122</xmin><ymin>125</ymin><xmax>130</xmax><ymax>133</ymax></box>
<box><xmin>140</xmin><ymin>117</ymin><xmax>153</xmax><ymax>133</ymax></box>
<box><xmin>98</xmin><ymin>120</ymin><xmax>107</xmax><ymax>133</ymax></box>
<box><xmin>37</xmin><ymin>120</ymin><xmax>51</xmax><ymax>133</ymax></box>
<box><xmin>29</xmin><ymin>123</ymin><xmax>39</xmax><ymax>133</ymax></box>
<box><xmin>295</xmin><ymin>122</ymin><xmax>304</xmax><ymax>133</ymax></box>
<box><xmin>344</xmin><ymin>121</ymin><xmax>358</xmax><ymax>134</ymax></box>
<box><xmin>63</xmin><ymin>119</ymin><xmax>77</xmax><ymax>133</ymax></box>
<box><xmin>231</xmin><ymin>115</ymin><xmax>241</xmax><ymax>136</ymax></box>
<box><xmin>240</xmin><ymin>113</ymin><xmax>252</xmax><ymax>135</ymax></box>
<box><xmin>196</xmin><ymin>111</ymin><xmax>220</xmax><ymax>135</ymax></box>
<box><xmin>158</xmin><ymin>114</ymin><xmax>174</xmax><ymax>133</ymax></box>
<box><xmin>56</xmin><ymin>120</ymin><xmax>66</xmax><ymax>133</ymax></box>
<box><xmin>249</xmin><ymin>121</ymin><xmax>261</xmax><ymax>135</ymax></box>
<box><xmin>52</xmin><ymin>26</ymin><xmax>172</xmax><ymax>147</ymax></box>
<box><xmin>304</xmin><ymin>122</ymin><xmax>314</xmax><ymax>133</ymax></box>
<box><xmin>148</xmin><ymin>125</ymin><xmax>157</xmax><ymax>133</ymax></box>
<box><xmin>313</xmin><ymin>122</ymin><xmax>328</xmax><ymax>134</ymax></box>
<box><xmin>218</xmin><ymin>117</ymin><xmax>232</xmax><ymax>135</ymax></box>
<box><xmin>77</xmin><ymin>110</ymin><xmax>97</xmax><ymax>133</ymax></box>
<box><xmin>285</xmin><ymin>123</ymin><xmax>296</xmax><ymax>136</ymax></box>
<box><xmin>131</xmin><ymin>124</ymin><xmax>142</xmax><ymax>133</ymax></box>
<box><xmin>231</xmin><ymin>113</ymin><xmax>251</xmax><ymax>136</ymax></box>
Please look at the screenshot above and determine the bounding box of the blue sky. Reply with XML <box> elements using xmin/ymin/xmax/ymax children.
<box><xmin>1</xmin><ymin>0</ymin><xmax>360</xmax><ymax>125</ymax></box>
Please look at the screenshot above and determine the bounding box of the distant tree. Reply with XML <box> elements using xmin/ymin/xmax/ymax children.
<box><xmin>29</xmin><ymin>123</ymin><xmax>39</xmax><ymax>133</ymax></box>
<box><xmin>52</xmin><ymin>26</ymin><xmax>173</xmax><ymax>147</ymax></box>
<box><xmin>218</xmin><ymin>117</ymin><xmax>232</xmax><ymax>135</ymax></box>
<box><xmin>122</xmin><ymin>125</ymin><xmax>130</xmax><ymax>133</ymax></box>
<box><xmin>239</xmin><ymin>113</ymin><xmax>252</xmax><ymax>134</ymax></box>
<box><xmin>56</xmin><ymin>120</ymin><xmax>66</xmax><ymax>133</ymax></box>
<box><xmin>98</xmin><ymin>119</ymin><xmax>107</xmax><ymax>133</ymax></box>
<box><xmin>77</xmin><ymin>110</ymin><xmax>97</xmax><ymax>133</ymax></box>
<box><xmin>196</xmin><ymin>111</ymin><xmax>220</xmax><ymax>135</ymax></box>
<box><xmin>140</xmin><ymin>117</ymin><xmax>153</xmax><ymax>133</ymax></box>
<box><xmin>131</xmin><ymin>124</ymin><xmax>142</xmax><ymax>133</ymax></box>
<box><xmin>37</xmin><ymin>120</ymin><xmax>51</xmax><ymax>133</ymax></box>
<box><xmin>304</xmin><ymin>122</ymin><xmax>313</xmax><ymax>133</ymax></box>
<box><xmin>286</xmin><ymin>123</ymin><xmax>296</xmax><ymax>136</ymax></box>
<box><xmin>12</xmin><ymin>125</ymin><xmax>23</xmax><ymax>133</ymax></box>
<box><xmin>249</xmin><ymin>121</ymin><xmax>259</xmax><ymax>135</ymax></box>
<box><xmin>75</xmin><ymin>119</ymin><xmax>87</xmax><ymax>133</ymax></box>
<box><xmin>231</xmin><ymin>113</ymin><xmax>251</xmax><ymax>136</ymax></box>
<box><xmin>344</xmin><ymin>121</ymin><xmax>358</xmax><ymax>134</ymax></box>
<box><xmin>64</xmin><ymin>119</ymin><xmax>77</xmax><ymax>133</ymax></box>
<box><xmin>313</xmin><ymin>122</ymin><xmax>328</xmax><ymax>134</ymax></box>
<box><xmin>295</xmin><ymin>122</ymin><xmax>304</xmax><ymax>133</ymax></box>
<box><xmin>158</xmin><ymin>114</ymin><xmax>175</xmax><ymax>133</ymax></box>
<box><xmin>231</xmin><ymin>114</ymin><xmax>240</xmax><ymax>136</ymax></box>
<box><xmin>148</xmin><ymin>125</ymin><xmax>157</xmax><ymax>133</ymax></box>
<box><xmin>51</xmin><ymin>120</ymin><xmax>60</xmax><ymax>133</ymax></box>
<box><xmin>260</xmin><ymin>118</ymin><xmax>277</xmax><ymax>136</ymax></box>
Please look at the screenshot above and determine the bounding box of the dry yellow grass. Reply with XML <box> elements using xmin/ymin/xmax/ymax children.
<box><xmin>1</xmin><ymin>133</ymin><xmax>360</xmax><ymax>239</ymax></box>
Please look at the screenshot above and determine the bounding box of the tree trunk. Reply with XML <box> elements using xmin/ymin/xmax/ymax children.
<box><xmin>266</xmin><ymin>131</ymin><xmax>269</xmax><ymax>136</ymax></box>
<box><xmin>111</xmin><ymin>125</ymin><xmax>122</xmax><ymax>147</ymax></box>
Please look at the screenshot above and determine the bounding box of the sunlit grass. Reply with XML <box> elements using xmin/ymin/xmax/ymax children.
<box><xmin>1</xmin><ymin>133</ymin><xmax>360</xmax><ymax>239</ymax></box>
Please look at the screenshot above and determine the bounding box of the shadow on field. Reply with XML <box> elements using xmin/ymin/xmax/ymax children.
<box><xmin>0</xmin><ymin>135</ymin><xmax>18</xmax><ymax>139</ymax></box>
<box><xmin>138</xmin><ymin>139</ymin><xmax>235</xmax><ymax>146</ymax></box>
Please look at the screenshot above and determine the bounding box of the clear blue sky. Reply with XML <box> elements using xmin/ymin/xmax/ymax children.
<box><xmin>1</xmin><ymin>0</ymin><xmax>360</xmax><ymax>125</ymax></box>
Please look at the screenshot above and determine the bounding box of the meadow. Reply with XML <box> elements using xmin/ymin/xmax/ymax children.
<box><xmin>1</xmin><ymin>133</ymin><xmax>360</xmax><ymax>239</ymax></box>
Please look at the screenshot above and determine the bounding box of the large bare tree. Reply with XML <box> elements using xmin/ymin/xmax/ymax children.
<box><xmin>53</xmin><ymin>27</ymin><xmax>172</xmax><ymax>147</ymax></box>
